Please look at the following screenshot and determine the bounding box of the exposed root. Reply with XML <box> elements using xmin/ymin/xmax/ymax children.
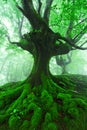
<box><xmin>0</xmin><ymin>76</ymin><xmax>87</xmax><ymax>130</ymax></box>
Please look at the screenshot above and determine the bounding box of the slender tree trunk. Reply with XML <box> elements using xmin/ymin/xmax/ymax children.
<box><xmin>61</xmin><ymin>65</ymin><xmax>67</xmax><ymax>74</ymax></box>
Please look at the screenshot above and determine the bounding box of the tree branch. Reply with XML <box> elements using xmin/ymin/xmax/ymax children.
<box><xmin>66</xmin><ymin>20</ymin><xmax>74</xmax><ymax>38</ymax></box>
<box><xmin>80</xmin><ymin>40</ymin><xmax>87</xmax><ymax>47</ymax></box>
<box><xmin>56</xmin><ymin>56</ymin><xmax>64</xmax><ymax>66</ymax></box>
<box><xmin>37</xmin><ymin>0</ymin><xmax>42</xmax><ymax>14</ymax></box>
<box><xmin>6</xmin><ymin>33</ymin><xmax>35</xmax><ymax>54</ymax></box>
<box><xmin>74</xmin><ymin>17</ymin><xmax>87</xmax><ymax>28</ymax></box>
<box><xmin>18</xmin><ymin>16</ymin><xmax>24</xmax><ymax>38</ymax></box>
<box><xmin>66</xmin><ymin>53</ymin><xmax>72</xmax><ymax>64</ymax></box>
<box><xmin>43</xmin><ymin>0</ymin><xmax>54</xmax><ymax>25</ymax></box>
<box><xmin>53</xmin><ymin>43</ymin><xmax>71</xmax><ymax>56</ymax></box>
<box><xmin>55</xmin><ymin>33</ymin><xmax>87</xmax><ymax>50</ymax></box>
<box><xmin>17</xmin><ymin>0</ymin><xmax>47</xmax><ymax>30</ymax></box>
<box><xmin>73</xmin><ymin>25</ymin><xmax>87</xmax><ymax>43</ymax></box>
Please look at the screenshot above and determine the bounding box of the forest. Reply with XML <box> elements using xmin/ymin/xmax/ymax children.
<box><xmin>0</xmin><ymin>0</ymin><xmax>87</xmax><ymax>130</ymax></box>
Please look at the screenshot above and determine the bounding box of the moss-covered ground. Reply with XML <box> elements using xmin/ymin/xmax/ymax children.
<box><xmin>0</xmin><ymin>74</ymin><xmax>87</xmax><ymax>130</ymax></box>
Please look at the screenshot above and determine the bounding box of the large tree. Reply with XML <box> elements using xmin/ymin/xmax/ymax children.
<box><xmin>0</xmin><ymin>0</ymin><xmax>87</xmax><ymax>130</ymax></box>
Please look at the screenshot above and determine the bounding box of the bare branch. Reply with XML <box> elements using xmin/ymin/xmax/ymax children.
<box><xmin>53</xmin><ymin>43</ymin><xmax>71</xmax><ymax>55</ymax></box>
<box><xmin>66</xmin><ymin>53</ymin><xmax>72</xmax><ymax>64</ymax></box>
<box><xmin>66</xmin><ymin>20</ymin><xmax>74</xmax><ymax>37</ymax></box>
<box><xmin>55</xmin><ymin>33</ymin><xmax>87</xmax><ymax>50</ymax></box>
<box><xmin>80</xmin><ymin>40</ymin><xmax>87</xmax><ymax>47</ymax></box>
<box><xmin>64</xmin><ymin>37</ymin><xmax>87</xmax><ymax>50</ymax></box>
<box><xmin>43</xmin><ymin>0</ymin><xmax>54</xmax><ymax>25</ymax></box>
<box><xmin>56</xmin><ymin>53</ymin><xmax>72</xmax><ymax>67</ymax></box>
<box><xmin>18</xmin><ymin>16</ymin><xmax>24</xmax><ymax>38</ymax></box>
<box><xmin>37</xmin><ymin>0</ymin><xmax>42</xmax><ymax>14</ymax></box>
<box><xmin>17</xmin><ymin>0</ymin><xmax>42</xmax><ymax>29</ymax></box>
<box><xmin>73</xmin><ymin>25</ymin><xmax>87</xmax><ymax>42</ymax></box>
<box><xmin>6</xmin><ymin>34</ymin><xmax>11</xmax><ymax>43</ymax></box>
<box><xmin>74</xmin><ymin>17</ymin><xmax>87</xmax><ymax>28</ymax></box>
<box><xmin>17</xmin><ymin>0</ymin><xmax>49</xmax><ymax>31</ymax></box>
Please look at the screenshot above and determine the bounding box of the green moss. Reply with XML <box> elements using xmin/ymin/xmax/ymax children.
<box><xmin>41</xmin><ymin>113</ymin><xmax>52</xmax><ymax>130</ymax></box>
<box><xmin>0</xmin><ymin>124</ymin><xmax>9</xmax><ymax>130</ymax></box>
<box><xmin>41</xmin><ymin>90</ymin><xmax>53</xmax><ymax>110</ymax></box>
<box><xmin>49</xmin><ymin>103</ymin><xmax>59</xmax><ymax>120</ymax></box>
<box><xmin>57</xmin><ymin>93</ymin><xmax>72</xmax><ymax>111</ymax></box>
<box><xmin>8</xmin><ymin>115</ymin><xmax>22</xmax><ymax>130</ymax></box>
<box><xmin>0</xmin><ymin>74</ymin><xmax>87</xmax><ymax>130</ymax></box>
<box><xmin>45</xmin><ymin>112</ymin><xmax>52</xmax><ymax>123</ymax></box>
<box><xmin>30</xmin><ymin>107</ymin><xmax>42</xmax><ymax>129</ymax></box>
<box><xmin>0</xmin><ymin>100</ymin><xmax>5</xmax><ymax>109</ymax></box>
<box><xmin>47</xmin><ymin>122</ymin><xmax>58</xmax><ymax>130</ymax></box>
<box><xmin>68</xmin><ymin>107</ymin><xmax>79</xmax><ymax>118</ymax></box>
<box><xmin>0</xmin><ymin>115</ymin><xmax>8</xmax><ymax>124</ymax></box>
<box><xmin>73</xmin><ymin>98</ymin><xmax>87</xmax><ymax>109</ymax></box>
<box><xmin>20</xmin><ymin>120</ymin><xmax>30</xmax><ymax>130</ymax></box>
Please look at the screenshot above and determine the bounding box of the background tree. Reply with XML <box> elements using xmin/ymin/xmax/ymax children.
<box><xmin>56</xmin><ymin>52</ymin><xmax>72</xmax><ymax>74</ymax></box>
<box><xmin>0</xmin><ymin>0</ymin><xmax>87</xmax><ymax>130</ymax></box>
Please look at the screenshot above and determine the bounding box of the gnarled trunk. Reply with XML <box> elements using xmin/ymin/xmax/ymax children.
<box><xmin>30</xmin><ymin>50</ymin><xmax>50</xmax><ymax>85</ymax></box>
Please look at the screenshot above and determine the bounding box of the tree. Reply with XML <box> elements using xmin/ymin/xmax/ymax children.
<box><xmin>56</xmin><ymin>52</ymin><xmax>72</xmax><ymax>74</ymax></box>
<box><xmin>0</xmin><ymin>0</ymin><xmax>87</xmax><ymax>130</ymax></box>
<box><xmin>54</xmin><ymin>0</ymin><xmax>87</xmax><ymax>75</ymax></box>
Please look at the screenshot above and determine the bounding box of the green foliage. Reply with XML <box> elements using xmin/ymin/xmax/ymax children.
<box><xmin>50</xmin><ymin>0</ymin><xmax>87</xmax><ymax>39</ymax></box>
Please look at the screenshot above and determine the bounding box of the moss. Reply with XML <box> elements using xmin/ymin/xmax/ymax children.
<box><xmin>20</xmin><ymin>120</ymin><xmax>30</xmax><ymax>130</ymax></box>
<box><xmin>57</xmin><ymin>93</ymin><xmax>72</xmax><ymax>111</ymax></box>
<box><xmin>41</xmin><ymin>113</ymin><xmax>52</xmax><ymax>130</ymax></box>
<box><xmin>67</xmin><ymin>107</ymin><xmax>79</xmax><ymax>118</ymax></box>
<box><xmin>49</xmin><ymin>103</ymin><xmax>59</xmax><ymax>120</ymax></box>
<box><xmin>0</xmin><ymin>124</ymin><xmax>9</xmax><ymax>130</ymax></box>
<box><xmin>30</xmin><ymin>107</ymin><xmax>42</xmax><ymax>129</ymax></box>
<box><xmin>45</xmin><ymin>112</ymin><xmax>52</xmax><ymax>123</ymax></box>
<box><xmin>0</xmin><ymin>114</ymin><xmax>8</xmax><ymax>124</ymax></box>
<box><xmin>0</xmin><ymin>100</ymin><xmax>5</xmax><ymax>109</ymax></box>
<box><xmin>47</xmin><ymin>122</ymin><xmax>58</xmax><ymax>130</ymax></box>
<box><xmin>73</xmin><ymin>98</ymin><xmax>87</xmax><ymax>109</ymax></box>
<box><xmin>0</xmin><ymin>74</ymin><xmax>87</xmax><ymax>130</ymax></box>
<box><xmin>41</xmin><ymin>89</ymin><xmax>53</xmax><ymax>111</ymax></box>
<box><xmin>8</xmin><ymin>115</ymin><xmax>22</xmax><ymax>130</ymax></box>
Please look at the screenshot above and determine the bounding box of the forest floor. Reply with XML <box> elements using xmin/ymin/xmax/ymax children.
<box><xmin>53</xmin><ymin>74</ymin><xmax>87</xmax><ymax>96</ymax></box>
<box><xmin>0</xmin><ymin>74</ymin><xmax>87</xmax><ymax>130</ymax></box>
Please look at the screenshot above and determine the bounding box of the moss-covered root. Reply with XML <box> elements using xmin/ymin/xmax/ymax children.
<box><xmin>7</xmin><ymin>88</ymin><xmax>87</xmax><ymax>130</ymax></box>
<box><xmin>0</xmin><ymin>78</ymin><xmax>87</xmax><ymax>130</ymax></box>
<box><xmin>0</xmin><ymin>83</ymin><xmax>30</xmax><ymax>126</ymax></box>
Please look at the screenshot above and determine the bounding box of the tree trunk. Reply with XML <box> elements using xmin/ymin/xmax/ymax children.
<box><xmin>27</xmin><ymin>30</ymin><xmax>56</xmax><ymax>85</ymax></box>
<box><xmin>29</xmin><ymin>51</ymin><xmax>50</xmax><ymax>85</ymax></box>
<box><xmin>61</xmin><ymin>65</ymin><xmax>67</xmax><ymax>74</ymax></box>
